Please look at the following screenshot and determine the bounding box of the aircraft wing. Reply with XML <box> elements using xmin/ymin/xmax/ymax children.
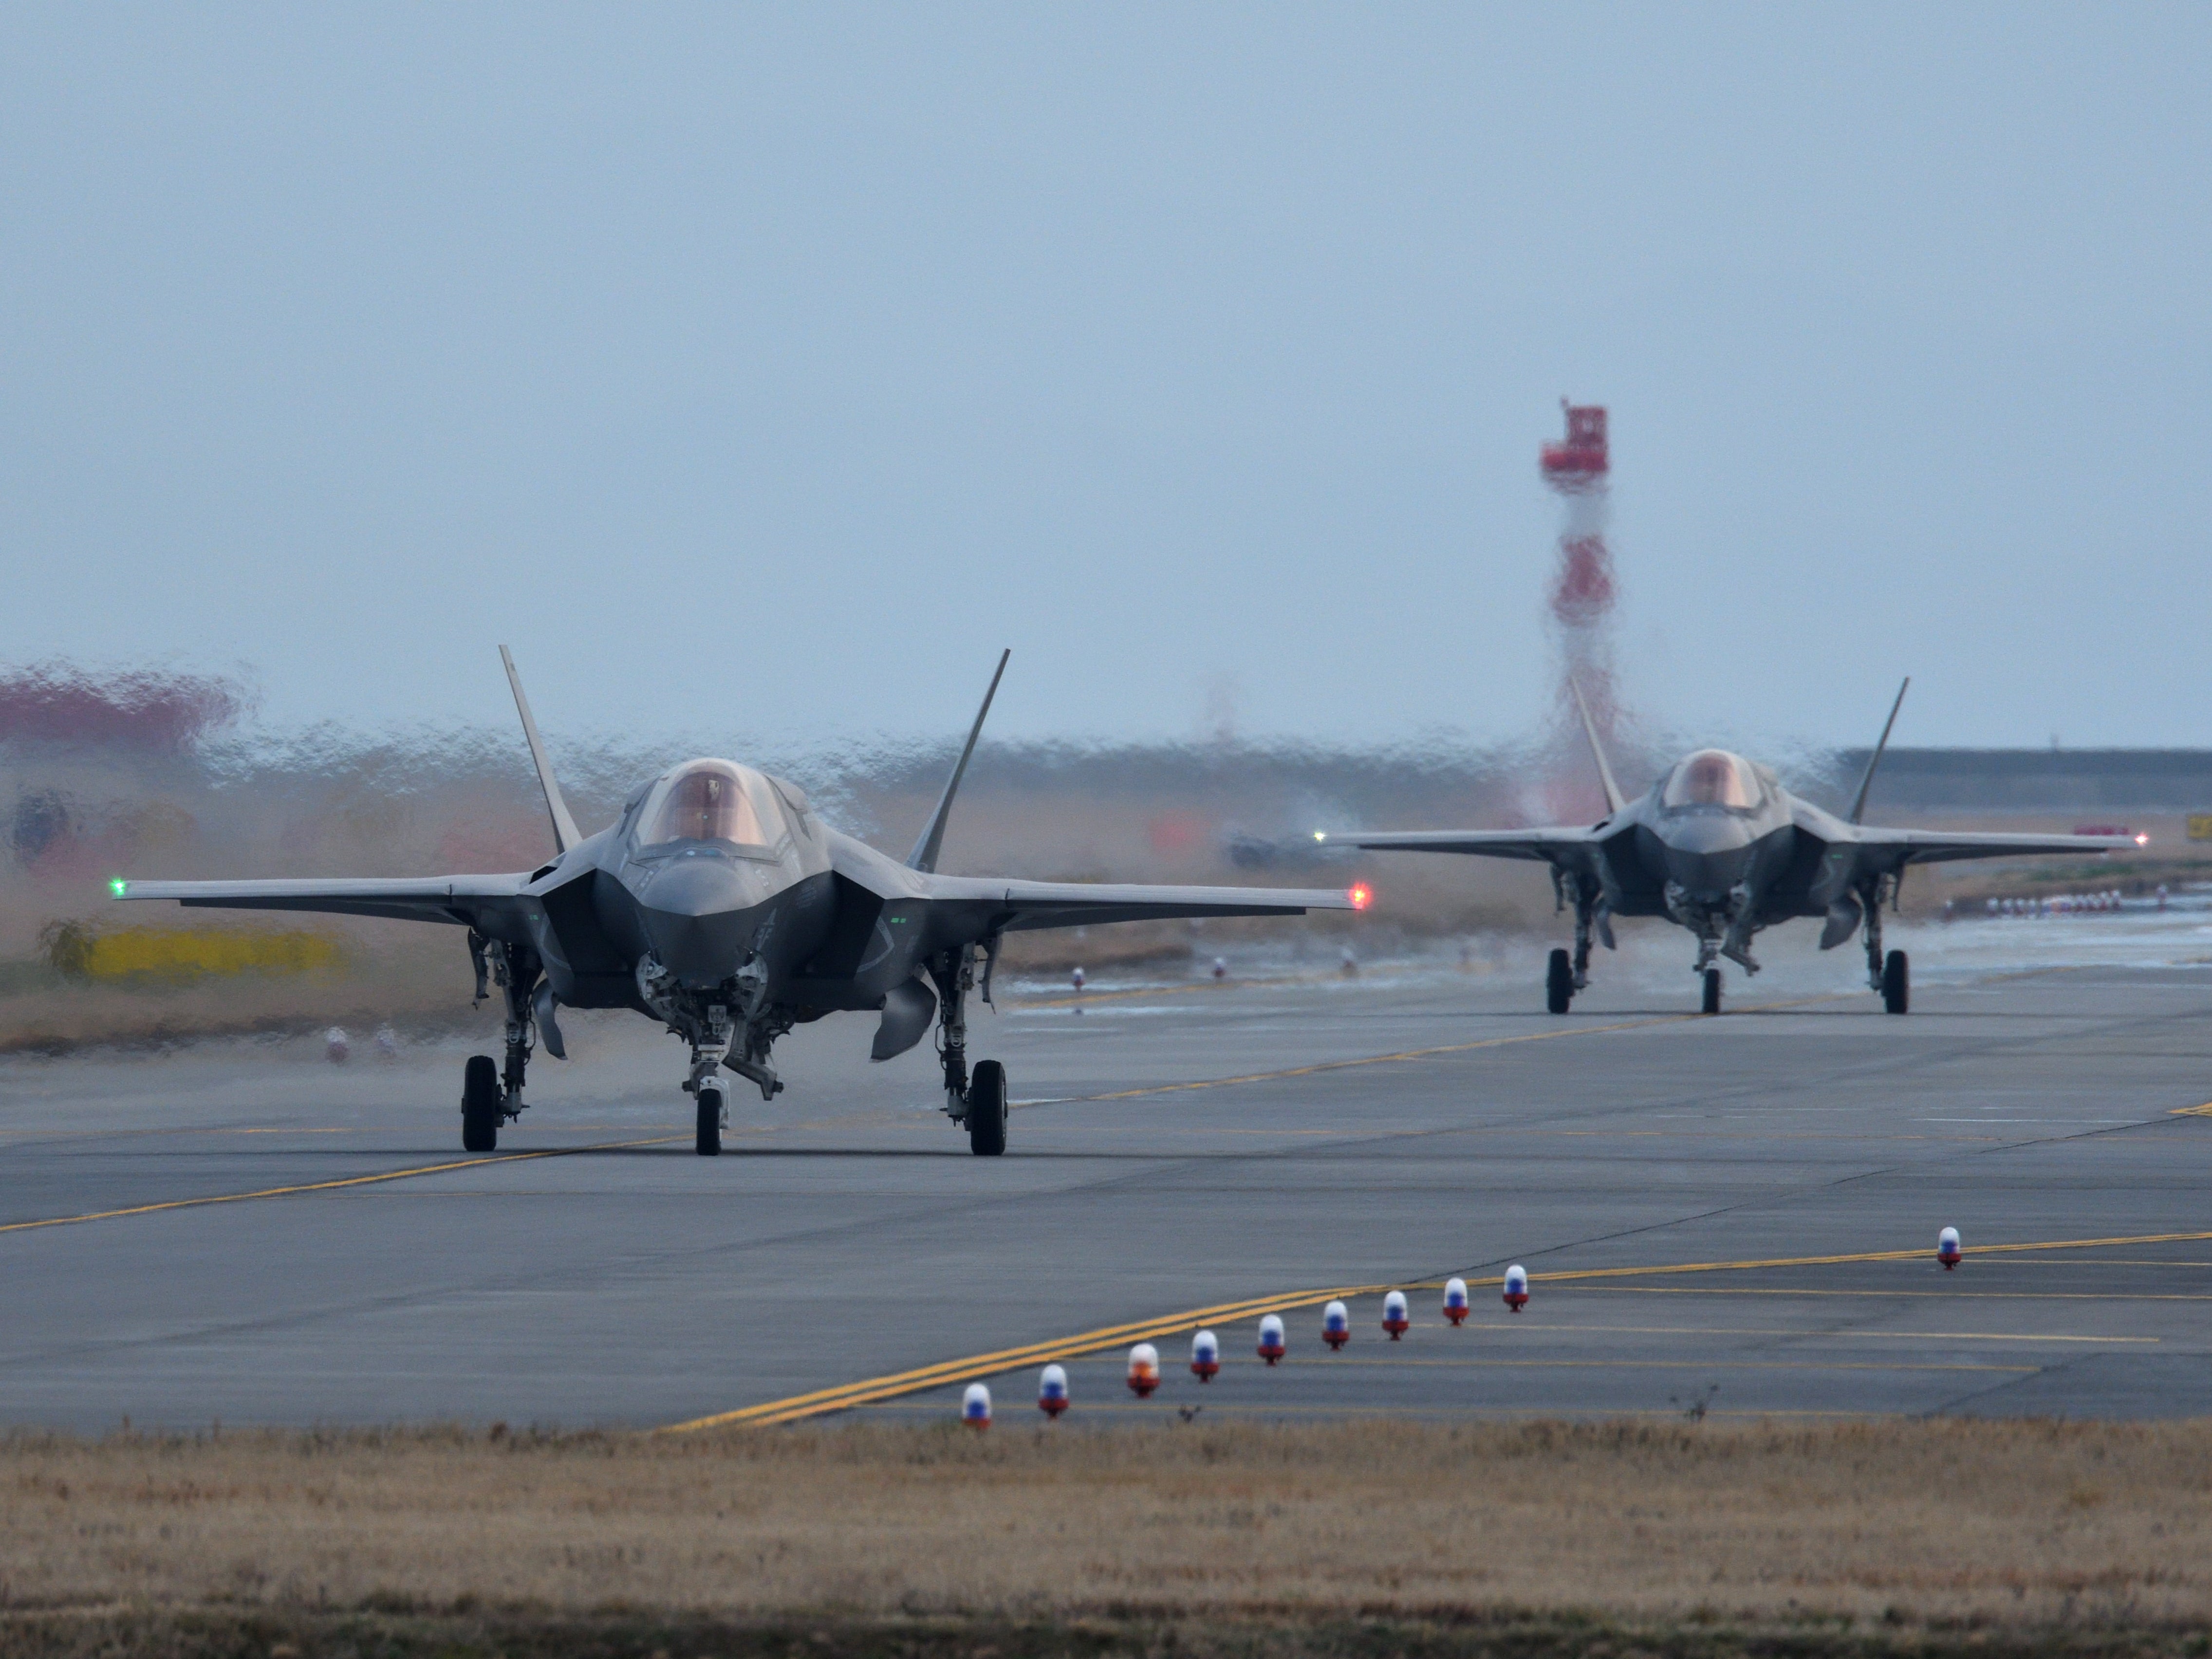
<box><xmin>113</xmin><ymin>874</ymin><xmax>533</xmax><ymax>927</ymax></box>
<box><xmin>1843</xmin><ymin>829</ymin><xmax>2138</xmax><ymax>869</ymax></box>
<box><xmin>921</xmin><ymin>875</ymin><xmax>1357</xmax><ymax>932</ymax></box>
<box><xmin>1326</xmin><ymin>828</ymin><xmax>1599</xmax><ymax>864</ymax></box>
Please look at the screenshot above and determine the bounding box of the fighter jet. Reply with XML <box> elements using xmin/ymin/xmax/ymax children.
<box><xmin>115</xmin><ymin>649</ymin><xmax>1356</xmax><ymax>1156</ymax></box>
<box><xmin>1323</xmin><ymin>679</ymin><xmax>2134</xmax><ymax>1016</ymax></box>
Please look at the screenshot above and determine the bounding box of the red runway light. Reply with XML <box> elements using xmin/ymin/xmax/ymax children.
<box><xmin>1348</xmin><ymin>882</ymin><xmax>1373</xmax><ymax>911</ymax></box>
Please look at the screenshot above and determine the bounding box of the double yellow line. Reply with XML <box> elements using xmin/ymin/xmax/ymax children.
<box><xmin>664</xmin><ymin>1225</ymin><xmax>2212</xmax><ymax>1431</ymax></box>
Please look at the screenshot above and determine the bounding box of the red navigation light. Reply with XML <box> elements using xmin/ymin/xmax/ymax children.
<box><xmin>1348</xmin><ymin>882</ymin><xmax>1373</xmax><ymax>911</ymax></box>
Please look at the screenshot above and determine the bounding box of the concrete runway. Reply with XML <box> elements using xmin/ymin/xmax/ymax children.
<box><xmin>4</xmin><ymin>931</ymin><xmax>2212</xmax><ymax>1431</ymax></box>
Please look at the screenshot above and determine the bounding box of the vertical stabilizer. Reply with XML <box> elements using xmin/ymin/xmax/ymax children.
<box><xmin>1567</xmin><ymin>676</ymin><xmax>1626</xmax><ymax>817</ymax></box>
<box><xmin>908</xmin><ymin>649</ymin><xmax>1010</xmax><ymax>873</ymax></box>
<box><xmin>1848</xmin><ymin>677</ymin><xmax>1911</xmax><ymax>825</ymax></box>
<box><xmin>500</xmin><ymin>645</ymin><xmax>582</xmax><ymax>855</ymax></box>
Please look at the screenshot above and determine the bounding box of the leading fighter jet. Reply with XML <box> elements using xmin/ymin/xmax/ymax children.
<box><xmin>116</xmin><ymin>650</ymin><xmax>1356</xmax><ymax>1156</ymax></box>
<box><xmin>1324</xmin><ymin>680</ymin><xmax>2134</xmax><ymax>1016</ymax></box>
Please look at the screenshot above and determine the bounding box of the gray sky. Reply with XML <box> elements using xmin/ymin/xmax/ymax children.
<box><xmin>2</xmin><ymin>4</ymin><xmax>2205</xmax><ymax>752</ymax></box>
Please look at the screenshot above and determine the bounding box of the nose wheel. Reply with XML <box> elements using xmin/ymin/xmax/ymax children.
<box><xmin>1701</xmin><ymin>969</ymin><xmax>1722</xmax><ymax>1015</ymax></box>
<box><xmin>695</xmin><ymin>1079</ymin><xmax>727</xmax><ymax>1156</ymax></box>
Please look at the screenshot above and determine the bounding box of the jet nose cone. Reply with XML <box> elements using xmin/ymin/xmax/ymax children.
<box><xmin>1664</xmin><ymin>813</ymin><xmax>1756</xmax><ymax>857</ymax></box>
<box><xmin>645</xmin><ymin>855</ymin><xmax>751</xmax><ymax>919</ymax></box>
<box><xmin>640</xmin><ymin>857</ymin><xmax>760</xmax><ymax>985</ymax></box>
<box><xmin>1660</xmin><ymin>816</ymin><xmax>1758</xmax><ymax>903</ymax></box>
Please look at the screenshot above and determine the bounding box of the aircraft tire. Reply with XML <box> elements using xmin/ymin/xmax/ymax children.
<box><xmin>1883</xmin><ymin>949</ymin><xmax>1910</xmax><ymax>1015</ymax></box>
<box><xmin>1545</xmin><ymin>949</ymin><xmax>1574</xmax><ymax>1014</ymax></box>
<box><xmin>461</xmin><ymin>1055</ymin><xmax>501</xmax><ymax>1153</ymax></box>
<box><xmin>1701</xmin><ymin>969</ymin><xmax>1722</xmax><ymax>1016</ymax></box>
<box><xmin>967</xmin><ymin>1060</ymin><xmax>1008</xmax><ymax>1157</ymax></box>
<box><xmin>695</xmin><ymin>1083</ymin><xmax>725</xmax><ymax>1156</ymax></box>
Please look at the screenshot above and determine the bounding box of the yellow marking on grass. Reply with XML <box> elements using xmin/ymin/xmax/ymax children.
<box><xmin>0</xmin><ymin>1136</ymin><xmax>686</xmax><ymax>1238</ymax></box>
<box><xmin>2168</xmin><ymin>1102</ymin><xmax>2212</xmax><ymax>1117</ymax></box>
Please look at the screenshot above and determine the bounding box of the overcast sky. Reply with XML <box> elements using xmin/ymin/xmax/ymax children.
<box><xmin>2</xmin><ymin>5</ymin><xmax>2205</xmax><ymax>753</ymax></box>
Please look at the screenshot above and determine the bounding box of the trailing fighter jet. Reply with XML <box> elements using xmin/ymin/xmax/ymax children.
<box><xmin>116</xmin><ymin>650</ymin><xmax>1356</xmax><ymax>1156</ymax></box>
<box><xmin>1322</xmin><ymin>679</ymin><xmax>2134</xmax><ymax>1016</ymax></box>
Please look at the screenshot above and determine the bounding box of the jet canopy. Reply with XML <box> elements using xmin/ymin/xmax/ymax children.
<box><xmin>1661</xmin><ymin>749</ymin><xmax>1761</xmax><ymax>810</ymax></box>
<box><xmin>636</xmin><ymin>760</ymin><xmax>791</xmax><ymax>855</ymax></box>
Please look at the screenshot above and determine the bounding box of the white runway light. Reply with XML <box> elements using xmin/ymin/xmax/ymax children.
<box><xmin>1443</xmin><ymin>1277</ymin><xmax>1469</xmax><ymax>1326</ymax></box>
<box><xmin>1938</xmin><ymin>1226</ymin><xmax>1963</xmax><ymax>1270</ymax></box>
<box><xmin>1503</xmin><ymin>1264</ymin><xmax>1529</xmax><ymax>1312</ymax></box>
<box><xmin>1257</xmin><ymin>1313</ymin><xmax>1286</xmax><ymax>1365</ymax></box>
<box><xmin>961</xmin><ymin>1382</ymin><xmax>991</xmax><ymax>1429</ymax></box>
<box><xmin>1322</xmin><ymin>1300</ymin><xmax>1350</xmax><ymax>1350</ymax></box>
<box><xmin>324</xmin><ymin>1027</ymin><xmax>349</xmax><ymax>1064</ymax></box>
<box><xmin>1190</xmin><ymin>1328</ymin><xmax>1220</xmax><ymax>1382</ymax></box>
<box><xmin>1038</xmin><ymin>1364</ymin><xmax>1068</xmax><ymax>1418</ymax></box>
<box><xmin>1382</xmin><ymin>1289</ymin><xmax>1409</xmax><ymax>1340</ymax></box>
<box><xmin>1126</xmin><ymin>1343</ymin><xmax>1160</xmax><ymax>1398</ymax></box>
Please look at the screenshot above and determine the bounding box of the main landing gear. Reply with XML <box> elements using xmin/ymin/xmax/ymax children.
<box><xmin>460</xmin><ymin>933</ymin><xmax>541</xmax><ymax>1153</ymax></box>
<box><xmin>1861</xmin><ymin>876</ymin><xmax>1910</xmax><ymax>1015</ymax></box>
<box><xmin>1542</xmin><ymin>875</ymin><xmax>1609</xmax><ymax>1014</ymax></box>
<box><xmin>931</xmin><ymin>944</ymin><xmax>1009</xmax><ymax>1156</ymax></box>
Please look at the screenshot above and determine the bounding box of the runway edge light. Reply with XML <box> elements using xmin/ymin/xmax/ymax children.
<box><xmin>1503</xmin><ymin>1265</ymin><xmax>1529</xmax><ymax>1312</ymax></box>
<box><xmin>1038</xmin><ymin>1364</ymin><xmax>1069</xmax><ymax>1418</ymax></box>
<box><xmin>1190</xmin><ymin>1328</ymin><xmax>1220</xmax><ymax>1382</ymax></box>
<box><xmin>1443</xmin><ymin>1277</ymin><xmax>1469</xmax><ymax>1325</ymax></box>
<box><xmin>1938</xmin><ymin>1226</ymin><xmax>1962</xmax><ymax>1270</ymax></box>
<box><xmin>1127</xmin><ymin>1343</ymin><xmax>1161</xmax><ymax>1398</ymax></box>
<box><xmin>1322</xmin><ymin>1300</ymin><xmax>1350</xmax><ymax>1349</ymax></box>
<box><xmin>1382</xmin><ymin>1290</ymin><xmax>1409</xmax><ymax>1339</ymax></box>
<box><xmin>962</xmin><ymin>1382</ymin><xmax>991</xmax><ymax>1429</ymax></box>
<box><xmin>1257</xmin><ymin>1313</ymin><xmax>1286</xmax><ymax>1365</ymax></box>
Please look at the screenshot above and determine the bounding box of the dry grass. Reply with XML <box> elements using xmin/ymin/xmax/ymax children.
<box><xmin>3</xmin><ymin>1418</ymin><xmax>2209</xmax><ymax>1635</ymax></box>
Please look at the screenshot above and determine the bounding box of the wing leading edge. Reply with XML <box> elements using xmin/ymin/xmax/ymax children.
<box><xmin>1844</xmin><ymin>828</ymin><xmax>2138</xmax><ymax>868</ymax></box>
<box><xmin>115</xmin><ymin>874</ymin><xmax>531</xmax><ymax>926</ymax></box>
<box><xmin>1325</xmin><ymin>828</ymin><xmax>1598</xmax><ymax>864</ymax></box>
<box><xmin>920</xmin><ymin>874</ymin><xmax>1357</xmax><ymax>931</ymax></box>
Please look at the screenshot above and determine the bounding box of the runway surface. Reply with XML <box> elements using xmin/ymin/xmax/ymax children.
<box><xmin>4</xmin><ymin>921</ymin><xmax>2212</xmax><ymax>1430</ymax></box>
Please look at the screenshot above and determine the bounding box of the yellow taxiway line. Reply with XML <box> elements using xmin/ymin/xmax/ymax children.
<box><xmin>666</xmin><ymin>1225</ymin><xmax>2212</xmax><ymax>1431</ymax></box>
<box><xmin>0</xmin><ymin>1135</ymin><xmax>686</xmax><ymax>1238</ymax></box>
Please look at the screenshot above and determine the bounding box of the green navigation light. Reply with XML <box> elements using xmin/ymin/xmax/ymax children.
<box><xmin>109</xmin><ymin>877</ymin><xmax>128</xmax><ymax>898</ymax></box>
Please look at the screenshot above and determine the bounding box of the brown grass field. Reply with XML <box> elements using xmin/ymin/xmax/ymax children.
<box><xmin>6</xmin><ymin>1419</ymin><xmax>2212</xmax><ymax>1657</ymax></box>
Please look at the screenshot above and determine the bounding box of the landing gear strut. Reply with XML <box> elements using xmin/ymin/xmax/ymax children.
<box><xmin>1543</xmin><ymin>873</ymin><xmax>1607</xmax><ymax>1013</ymax></box>
<box><xmin>460</xmin><ymin>934</ymin><xmax>539</xmax><ymax>1152</ymax></box>
<box><xmin>631</xmin><ymin>952</ymin><xmax>789</xmax><ymax>1157</ymax></box>
<box><xmin>930</xmin><ymin>945</ymin><xmax>1008</xmax><ymax>1157</ymax></box>
<box><xmin>1862</xmin><ymin>877</ymin><xmax>1910</xmax><ymax>1014</ymax></box>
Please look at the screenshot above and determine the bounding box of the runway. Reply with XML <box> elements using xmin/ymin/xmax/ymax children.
<box><xmin>3</xmin><ymin>925</ymin><xmax>2212</xmax><ymax>1430</ymax></box>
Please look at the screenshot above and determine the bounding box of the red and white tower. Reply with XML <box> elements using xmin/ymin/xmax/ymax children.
<box><xmin>1540</xmin><ymin>400</ymin><xmax>1618</xmax><ymax>754</ymax></box>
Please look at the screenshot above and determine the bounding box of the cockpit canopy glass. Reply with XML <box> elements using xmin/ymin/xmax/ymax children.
<box><xmin>636</xmin><ymin>760</ymin><xmax>790</xmax><ymax>855</ymax></box>
<box><xmin>1661</xmin><ymin>749</ymin><xmax>1760</xmax><ymax>810</ymax></box>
